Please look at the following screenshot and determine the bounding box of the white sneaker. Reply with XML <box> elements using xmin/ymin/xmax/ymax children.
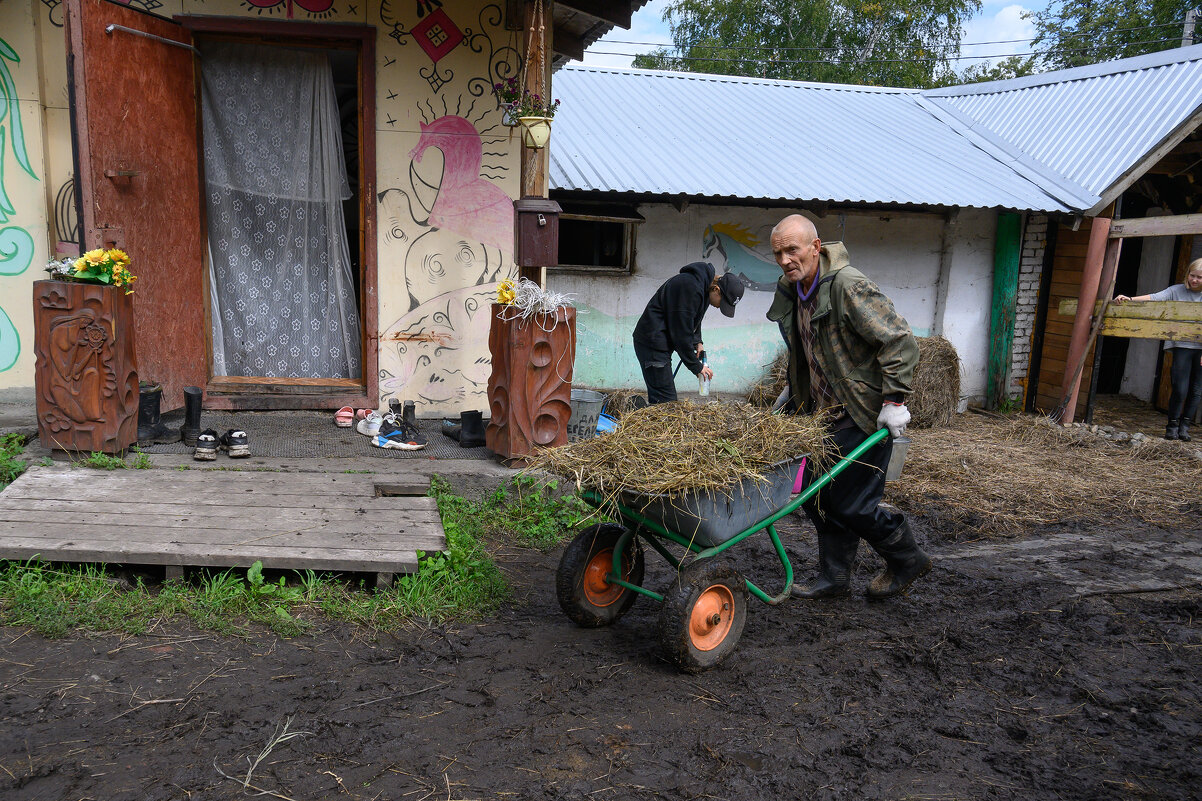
<box><xmin>356</xmin><ymin>411</ymin><xmax>386</xmax><ymax>437</ymax></box>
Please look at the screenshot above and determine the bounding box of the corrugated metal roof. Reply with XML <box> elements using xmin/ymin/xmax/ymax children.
<box><xmin>549</xmin><ymin>66</ymin><xmax>1074</xmax><ymax>211</ymax></box>
<box><xmin>926</xmin><ymin>44</ymin><xmax>1202</xmax><ymax>210</ymax></box>
<box><xmin>550</xmin><ymin>46</ymin><xmax>1202</xmax><ymax>212</ymax></box>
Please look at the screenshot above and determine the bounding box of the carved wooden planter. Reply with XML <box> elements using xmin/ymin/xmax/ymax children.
<box><xmin>33</xmin><ymin>280</ymin><xmax>138</xmax><ymax>453</ymax></box>
<box><xmin>485</xmin><ymin>304</ymin><xmax>576</xmax><ymax>461</ymax></box>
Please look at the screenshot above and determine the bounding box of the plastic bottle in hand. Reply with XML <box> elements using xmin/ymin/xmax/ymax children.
<box><xmin>698</xmin><ymin>350</ymin><xmax>710</xmax><ymax>396</ymax></box>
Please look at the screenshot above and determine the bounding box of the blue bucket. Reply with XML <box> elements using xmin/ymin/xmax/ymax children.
<box><xmin>595</xmin><ymin>411</ymin><xmax>618</xmax><ymax>436</ymax></box>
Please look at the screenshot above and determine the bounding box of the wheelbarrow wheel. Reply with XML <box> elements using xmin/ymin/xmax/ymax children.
<box><xmin>658</xmin><ymin>559</ymin><xmax>748</xmax><ymax>673</ymax></box>
<box><xmin>556</xmin><ymin>523</ymin><xmax>645</xmax><ymax>628</ymax></box>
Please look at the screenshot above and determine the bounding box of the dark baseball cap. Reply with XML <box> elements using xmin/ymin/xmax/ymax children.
<box><xmin>717</xmin><ymin>272</ymin><xmax>744</xmax><ymax>318</ymax></box>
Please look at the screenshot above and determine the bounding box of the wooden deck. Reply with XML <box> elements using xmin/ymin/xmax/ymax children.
<box><xmin>0</xmin><ymin>465</ymin><xmax>445</xmax><ymax>583</ymax></box>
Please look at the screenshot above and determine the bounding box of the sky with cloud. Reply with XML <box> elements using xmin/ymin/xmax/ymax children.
<box><xmin>580</xmin><ymin>0</ymin><xmax>1040</xmax><ymax>75</ymax></box>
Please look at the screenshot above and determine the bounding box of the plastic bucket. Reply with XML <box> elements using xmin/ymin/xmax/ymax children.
<box><xmin>595</xmin><ymin>411</ymin><xmax>618</xmax><ymax>436</ymax></box>
<box><xmin>568</xmin><ymin>389</ymin><xmax>606</xmax><ymax>441</ymax></box>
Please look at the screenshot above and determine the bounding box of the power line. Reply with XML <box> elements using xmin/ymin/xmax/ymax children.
<box><xmin>590</xmin><ymin>35</ymin><xmax>1184</xmax><ymax>65</ymax></box>
<box><xmin>597</xmin><ymin>19</ymin><xmax>1188</xmax><ymax>54</ymax></box>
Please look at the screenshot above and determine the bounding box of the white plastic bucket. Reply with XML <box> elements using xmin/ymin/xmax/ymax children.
<box><xmin>568</xmin><ymin>389</ymin><xmax>606</xmax><ymax>441</ymax></box>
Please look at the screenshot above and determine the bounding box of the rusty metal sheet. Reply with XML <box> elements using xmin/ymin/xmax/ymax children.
<box><xmin>67</xmin><ymin>0</ymin><xmax>207</xmax><ymax>410</ymax></box>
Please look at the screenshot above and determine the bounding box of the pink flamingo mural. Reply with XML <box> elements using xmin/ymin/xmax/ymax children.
<box><xmin>408</xmin><ymin>115</ymin><xmax>512</xmax><ymax>253</ymax></box>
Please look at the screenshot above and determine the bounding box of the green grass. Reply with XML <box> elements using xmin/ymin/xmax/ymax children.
<box><xmin>0</xmin><ymin>434</ymin><xmax>26</xmax><ymax>491</ymax></box>
<box><xmin>0</xmin><ymin>473</ymin><xmax>589</xmax><ymax>637</ymax></box>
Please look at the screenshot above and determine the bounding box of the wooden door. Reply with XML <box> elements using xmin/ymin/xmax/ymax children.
<box><xmin>66</xmin><ymin>0</ymin><xmax>206</xmax><ymax>411</ymax></box>
<box><xmin>1031</xmin><ymin>224</ymin><xmax>1096</xmax><ymax>418</ymax></box>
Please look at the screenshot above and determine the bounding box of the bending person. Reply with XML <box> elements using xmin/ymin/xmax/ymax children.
<box><xmin>632</xmin><ymin>262</ymin><xmax>743</xmax><ymax>404</ymax></box>
<box><xmin>1114</xmin><ymin>258</ymin><xmax>1202</xmax><ymax>441</ymax></box>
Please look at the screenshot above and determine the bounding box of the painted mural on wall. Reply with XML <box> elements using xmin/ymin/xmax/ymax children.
<box><xmin>376</xmin><ymin>1</ymin><xmax>520</xmax><ymax>410</ymax></box>
<box><xmin>0</xmin><ymin>37</ymin><xmax>39</xmax><ymax>373</ymax></box>
<box><xmin>702</xmin><ymin>222</ymin><xmax>780</xmax><ymax>291</ymax></box>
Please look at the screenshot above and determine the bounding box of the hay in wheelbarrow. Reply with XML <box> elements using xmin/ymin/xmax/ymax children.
<box><xmin>911</xmin><ymin>336</ymin><xmax>961</xmax><ymax>429</ymax></box>
<box><xmin>528</xmin><ymin>401</ymin><xmax>835</xmax><ymax>500</ymax></box>
<box><xmin>745</xmin><ymin>338</ymin><xmax>961</xmax><ymax>429</ymax></box>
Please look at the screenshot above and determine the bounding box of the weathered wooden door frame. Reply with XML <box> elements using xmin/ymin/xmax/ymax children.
<box><xmin>178</xmin><ymin>16</ymin><xmax>378</xmax><ymax>412</ymax></box>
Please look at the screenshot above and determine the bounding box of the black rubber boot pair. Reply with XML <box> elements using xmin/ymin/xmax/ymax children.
<box><xmin>137</xmin><ymin>383</ymin><xmax>178</xmax><ymax>445</ymax></box>
<box><xmin>864</xmin><ymin>520</ymin><xmax>933</xmax><ymax>600</ymax></box>
<box><xmin>440</xmin><ymin>410</ymin><xmax>486</xmax><ymax>448</ymax></box>
<box><xmin>388</xmin><ymin>398</ymin><xmax>417</xmax><ymax>427</ymax></box>
<box><xmin>791</xmin><ymin>524</ymin><xmax>858</xmax><ymax>599</ymax></box>
<box><xmin>1165</xmin><ymin>419</ymin><xmax>1180</xmax><ymax>440</ymax></box>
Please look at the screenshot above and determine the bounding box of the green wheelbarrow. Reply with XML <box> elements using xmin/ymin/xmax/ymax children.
<box><xmin>555</xmin><ymin>428</ymin><xmax>891</xmax><ymax>673</ymax></box>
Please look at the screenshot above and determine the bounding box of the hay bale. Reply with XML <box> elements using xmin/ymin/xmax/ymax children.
<box><xmin>746</xmin><ymin>338</ymin><xmax>960</xmax><ymax>428</ymax></box>
<box><xmin>528</xmin><ymin>401</ymin><xmax>833</xmax><ymax>499</ymax></box>
<box><xmin>910</xmin><ymin>336</ymin><xmax>961</xmax><ymax>428</ymax></box>
<box><xmin>746</xmin><ymin>350</ymin><xmax>789</xmax><ymax>407</ymax></box>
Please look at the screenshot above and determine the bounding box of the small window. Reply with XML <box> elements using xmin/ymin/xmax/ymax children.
<box><xmin>552</xmin><ymin>203</ymin><xmax>643</xmax><ymax>274</ymax></box>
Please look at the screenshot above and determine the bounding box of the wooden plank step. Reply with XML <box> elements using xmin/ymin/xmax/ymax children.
<box><xmin>0</xmin><ymin>466</ymin><xmax>445</xmax><ymax>577</ymax></box>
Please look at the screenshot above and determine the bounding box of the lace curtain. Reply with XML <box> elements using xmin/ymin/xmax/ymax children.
<box><xmin>201</xmin><ymin>41</ymin><xmax>361</xmax><ymax>379</ymax></box>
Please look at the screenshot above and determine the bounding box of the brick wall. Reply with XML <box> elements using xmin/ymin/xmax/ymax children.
<box><xmin>1008</xmin><ymin>214</ymin><xmax>1047</xmax><ymax>400</ymax></box>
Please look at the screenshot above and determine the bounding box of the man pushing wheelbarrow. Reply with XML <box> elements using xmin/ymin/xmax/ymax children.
<box><xmin>768</xmin><ymin>214</ymin><xmax>931</xmax><ymax>600</ymax></box>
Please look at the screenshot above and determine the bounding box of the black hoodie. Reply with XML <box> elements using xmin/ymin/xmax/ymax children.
<box><xmin>632</xmin><ymin>261</ymin><xmax>715</xmax><ymax>376</ymax></box>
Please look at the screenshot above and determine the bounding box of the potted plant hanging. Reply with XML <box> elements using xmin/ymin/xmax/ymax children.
<box><xmin>493</xmin><ymin>76</ymin><xmax>522</xmax><ymax>127</ymax></box>
<box><xmin>33</xmin><ymin>250</ymin><xmax>140</xmax><ymax>454</ymax></box>
<box><xmin>517</xmin><ymin>92</ymin><xmax>560</xmax><ymax>149</ymax></box>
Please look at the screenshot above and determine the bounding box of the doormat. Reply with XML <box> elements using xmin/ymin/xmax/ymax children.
<box><xmin>140</xmin><ymin>411</ymin><xmax>493</xmax><ymax>460</ymax></box>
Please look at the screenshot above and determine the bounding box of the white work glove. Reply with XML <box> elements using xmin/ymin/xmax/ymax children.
<box><xmin>876</xmin><ymin>402</ymin><xmax>910</xmax><ymax>438</ymax></box>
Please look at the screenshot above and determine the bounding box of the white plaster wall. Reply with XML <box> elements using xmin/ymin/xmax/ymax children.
<box><xmin>551</xmin><ymin>203</ymin><xmax>996</xmax><ymax>402</ymax></box>
<box><xmin>1119</xmin><ymin>208</ymin><xmax>1175</xmax><ymax>400</ymax></box>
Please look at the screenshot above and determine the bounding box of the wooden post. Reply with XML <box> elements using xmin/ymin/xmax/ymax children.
<box><xmin>518</xmin><ymin>0</ymin><xmax>551</xmax><ymax>286</ymax></box>
<box><xmin>1058</xmin><ymin>217</ymin><xmax>1111</xmax><ymax>424</ymax></box>
<box><xmin>986</xmin><ymin>212</ymin><xmax>1022</xmax><ymax>408</ymax></box>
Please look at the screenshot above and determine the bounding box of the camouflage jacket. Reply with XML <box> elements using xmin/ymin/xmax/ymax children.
<box><xmin>766</xmin><ymin>242</ymin><xmax>918</xmax><ymax>434</ymax></box>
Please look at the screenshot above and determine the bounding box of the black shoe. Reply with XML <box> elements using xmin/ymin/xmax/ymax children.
<box><xmin>137</xmin><ymin>382</ymin><xmax>177</xmax><ymax>445</ymax></box>
<box><xmin>402</xmin><ymin>400</ymin><xmax>417</xmax><ymax>427</ymax></box>
<box><xmin>180</xmin><ymin>385</ymin><xmax>204</xmax><ymax>447</ymax></box>
<box><xmin>865</xmin><ymin>520</ymin><xmax>931</xmax><ymax>600</ymax></box>
<box><xmin>219</xmin><ymin>429</ymin><xmax>249</xmax><ymax>458</ymax></box>
<box><xmin>1165</xmin><ymin>419</ymin><xmax>1180</xmax><ymax>440</ymax></box>
<box><xmin>1178</xmin><ymin>420</ymin><xmax>1192</xmax><ymax>442</ymax></box>
<box><xmin>791</xmin><ymin>522</ymin><xmax>857</xmax><ymax>599</ymax></box>
<box><xmin>194</xmin><ymin>429</ymin><xmax>218</xmax><ymax>461</ymax></box>
<box><xmin>458</xmin><ymin>410</ymin><xmax>486</xmax><ymax>448</ymax></box>
<box><xmin>441</xmin><ymin>419</ymin><xmax>463</xmax><ymax>442</ymax></box>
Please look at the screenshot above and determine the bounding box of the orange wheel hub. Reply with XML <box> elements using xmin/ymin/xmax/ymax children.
<box><xmin>583</xmin><ymin>549</ymin><xmax>625</xmax><ymax>607</ymax></box>
<box><xmin>689</xmin><ymin>584</ymin><xmax>735</xmax><ymax>651</ymax></box>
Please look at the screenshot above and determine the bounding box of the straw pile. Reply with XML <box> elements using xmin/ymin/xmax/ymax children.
<box><xmin>601</xmin><ymin>388</ymin><xmax>647</xmax><ymax>419</ymax></box>
<box><xmin>886</xmin><ymin>413</ymin><xmax>1202</xmax><ymax>539</ymax></box>
<box><xmin>745</xmin><ymin>338</ymin><xmax>961</xmax><ymax>429</ymax></box>
<box><xmin>910</xmin><ymin>336</ymin><xmax>961</xmax><ymax>429</ymax></box>
<box><xmin>528</xmin><ymin>401</ymin><xmax>834</xmax><ymax>499</ymax></box>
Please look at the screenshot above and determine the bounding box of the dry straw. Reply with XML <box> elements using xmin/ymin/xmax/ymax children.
<box><xmin>528</xmin><ymin>401</ymin><xmax>834</xmax><ymax>500</ymax></box>
<box><xmin>746</xmin><ymin>337</ymin><xmax>961</xmax><ymax>429</ymax></box>
<box><xmin>886</xmin><ymin>413</ymin><xmax>1202</xmax><ymax>539</ymax></box>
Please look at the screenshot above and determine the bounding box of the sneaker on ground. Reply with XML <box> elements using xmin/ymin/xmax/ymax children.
<box><xmin>356</xmin><ymin>411</ymin><xmax>387</xmax><ymax>437</ymax></box>
<box><xmin>372</xmin><ymin>419</ymin><xmax>427</xmax><ymax>450</ymax></box>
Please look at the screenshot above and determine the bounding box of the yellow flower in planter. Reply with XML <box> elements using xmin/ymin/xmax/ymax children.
<box><xmin>70</xmin><ymin>249</ymin><xmax>138</xmax><ymax>294</ymax></box>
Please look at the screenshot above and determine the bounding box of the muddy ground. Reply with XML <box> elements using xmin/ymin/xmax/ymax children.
<box><xmin>1</xmin><ymin>507</ymin><xmax>1200</xmax><ymax>801</ymax></box>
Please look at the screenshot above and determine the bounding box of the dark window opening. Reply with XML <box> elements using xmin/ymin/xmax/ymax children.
<box><xmin>552</xmin><ymin>203</ymin><xmax>643</xmax><ymax>273</ymax></box>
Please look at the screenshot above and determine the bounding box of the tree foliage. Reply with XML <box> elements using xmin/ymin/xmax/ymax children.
<box><xmin>631</xmin><ymin>0</ymin><xmax>982</xmax><ymax>88</ymax></box>
<box><xmin>1030</xmin><ymin>0</ymin><xmax>1193</xmax><ymax>70</ymax></box>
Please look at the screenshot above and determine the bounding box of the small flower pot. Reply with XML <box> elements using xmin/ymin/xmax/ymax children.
<box><xmin>518</xmin><ymin>116</ymin><xmax>552</xmax><ymax>149</ymax></box>
<box><xmin>500</xmin><ymin>103</ymin><xmax>520</xmax><ymax>127</ymax></box>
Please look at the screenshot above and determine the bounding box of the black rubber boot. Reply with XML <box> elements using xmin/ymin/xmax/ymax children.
<box><xmin>1178</xmin><ymin>419</ymin><xmax>1192</xmax><ymax>442</ymax></box>
<box><xmin>180</xmin><ymin>386</ymin><xmax>204</xmax><ymax>447</ymax></box>
<box><xmin>1165</xmin><ymin>419</ymin><xmax>1180</xmax><ymax>441</ymax></box>
<box><xmin>137</xmin><ymin>382</ymin><xmax>177</xmax><ymax>445</ymax></box>
<box><xmin>458</xmin><ymin>410</ymin><xmax>486</xmax><ymax>448</ymax></box>
<box><xmin>403</xmin><ymin>400</ymin><xmax>416</xmax><ymax>427</ymax></box>
<box><xmin>864</xmin><ymin>520</ymin><xmax>932</xmax><ymax>600</ymax></box>
<box><xmin>791</xmin><ymin>525</ymin><xmax>857</xmax><ymax>599</ymax></box>
<box><xmin>441</xmin><ymin>418</ymin><xmax>462</xmax><ymax>442</ymax></box>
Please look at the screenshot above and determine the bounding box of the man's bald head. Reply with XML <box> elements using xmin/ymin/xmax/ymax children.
<box><xmin>771</xmin><ymin>214</ymin><xmax>817</xmax><ymax>242</ymax></box>
<box><xmin>771</xmin><ymin>214</ymin><xmax>822</xmax><ymax>287</ymax></box>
